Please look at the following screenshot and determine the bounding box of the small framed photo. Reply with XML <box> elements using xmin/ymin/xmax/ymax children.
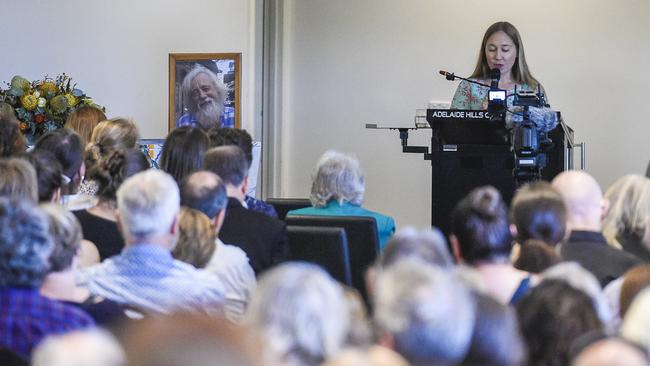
<box><xmin>168</xmin><ymin>53</ymin><xmax>241</xmax><ymax>131</ymax></box>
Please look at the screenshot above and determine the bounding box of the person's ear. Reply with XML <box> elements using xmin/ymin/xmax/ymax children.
<box><xmin>241</xmin><ymin>175</ymin><xmax>249</xmax><ymax>195</ymax></box>
<box><xmin>449</xmin><ymin>234</ymin><xmax>464</xmax><ymax>264</ymax></box>
<box><xmin>213</xmin><ymin>208</ymin><xmax>226</xmax><ymax>235</ymax></box>
<box><xmin>51</xmin><ymin>187</ymin><xmax>62</xmax><ymax>203</ymax></box>
<box><xmin>377</xmin><ymin>331</ymin><xmax>395</xmax><ymax>350</ymax></box>
<box><xmin>509</xmin><ymin>224</ymin><xmax>518</xmax><ymax>239</ymax></box>
<box><xmin>600</xmin><ymin>197</ymin><xmax>610</xmax><ymax>222</ymax></box>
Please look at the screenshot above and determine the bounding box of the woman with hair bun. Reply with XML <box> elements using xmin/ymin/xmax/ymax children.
<box><xmin>450</xmin><ymin>185</ymin><xmax>532</xmax><ymax>305</ymax></box>
<box><xmin>73</xmin><ymin>148</ymin><xmax>149</xmax><ymax>260</ymax></box>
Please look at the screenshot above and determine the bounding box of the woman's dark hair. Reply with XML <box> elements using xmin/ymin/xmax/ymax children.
<box><xmin>33</xmin><ymin>128</ymin><xmax>84</xmax><ymax>194</ymax></box>
<box><xmin>22</xmin><ymin>150</ymin><xmax>63</xmax><ymax>203</ymax></box>
<box><xmin>160</xmin><ymin>126</ymin><xmax>210</xmax><ymax>184</ymax></box>
<box><xmin>513</xmin><ymin>239</ymin><xmax>560</xmax><ymax>273</ymax></box>
<box><xmin>517</xmin><ymin>279</ymin><xmax>603</xmax><ymax>366</ymax></box>
<box><xmin>451</xmin><ymin>186</ymin><xmax>512</xmax><ymax>264</ymax></box>
<box><xmin>92</xmin><ymin>148</ymin><xmax>150</xmax><ymax>201</ymax></box>
<box><xmin>510</xmin><ymin>181</ymin><xmax>567</xmax><ymax>246</ymax></box>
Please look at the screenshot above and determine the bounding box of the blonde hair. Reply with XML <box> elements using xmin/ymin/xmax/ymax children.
<box><xmin>602</xmin><ymin>175</ymin><xmax>650</xmax><ymax>249</ymax></box>
<box><xmin>64</xmin><ymin>106</ymin><xmax>107</xmax><ymax>147</ymax></box>
<box><xmin>172</xmin><ymin>207</ymin><xmax>216</xmax><ymax>268</ymax></box>
<box><xmin>0</xmin><ymin>157</ymin><xmax>38</xmax><ymax>202</ymax></box>
<box><xmin>85</xmin><ymin>117</ymin><xmax>140</xmax><ymax>172</ymax></box>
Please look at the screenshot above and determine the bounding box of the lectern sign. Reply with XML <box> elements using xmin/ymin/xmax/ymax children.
<box><xmin>427</xmin><ymin>109</ymin><xmax>491</xmax><ymax>123</ymax></box>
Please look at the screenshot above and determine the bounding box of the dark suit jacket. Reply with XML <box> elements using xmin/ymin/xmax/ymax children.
<box><xmin>219</xmin><ymin>197</ymin><xmax>289</xmax><ymax>275</ymax></box>
<box><xmin>560</xmin><ymin>230</ymin><xmax>641</xmax><ymax>287</ymax></box>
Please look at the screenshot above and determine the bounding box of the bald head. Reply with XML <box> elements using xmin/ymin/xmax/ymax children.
<box><xmin>180</xmin><ymin>170</ymin><xmax>227</xmax><ymax>219</ymax></box>
<box><xmin>572</xmin><ymin>339</ymin><xmax>648</xmax><ymax>366</ymax></box>
<box><xmin>552</xmin><ymin>171</ymin><xmax>605</xmax><ymax>231</ymax></box>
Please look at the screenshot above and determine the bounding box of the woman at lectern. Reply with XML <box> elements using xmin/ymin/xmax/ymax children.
<box><xmin>451</xmin><ymin>21</ymin><xmax>545</xmax><ymax>110</ymax></box>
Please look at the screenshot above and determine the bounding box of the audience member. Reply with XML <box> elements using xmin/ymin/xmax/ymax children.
<box><xmin>32</xmin><ymin>328</ymin><xmax>125</xmax><ymax>366</ymax></box>
<box><xmin>33</xmin><ymin>128</ymin><xmax>88</xmax><ymax>208</ymax></box>
<box><xmin>160</xmin><ymin>126</ymin><xmax>210</xmax><ymax>185</ymax></box>
<box><xmin>173</xmin><ymin>206</ymin><xmax>254</xmax><ymax>323</ymax></box>
<box><xmin>77</xmin><ymin>169</ymin><xmax>225</xmax><ymax>315</ymax></box>
<box><xmin>287</xmin><ymin>150</ymin><xmax>395</xmax><ymax>249</ymax></box>
<box><xmin>246</xmin><ymin>262</ymin><xmax>349</xmax><ymax>366</ymax></box>
<box><xmin>461</xmin><ymin>292</ymin><xmax>527</xmax><ymax>366</ymax></box>
<box><xmin>0</xmin><ymin>157</ymin><xmax>38</xmax><ymax>202</ymax></box>
<box><xmin>0</xmin><ymin>197</ymin><xmax>94</xmax><ymax>358</ymax></box>
<box><xmin>208</xmin><ymin>126</ymin><xmax>278</xmax><ymax>217</ymax></box>
<box><xmin>203</xmin><ymin>146</ymin><xmax>288</xmax><ymax>274</ymax></box>
<box><xmin>63</xmin><ymin>105</ymin><xmax>107</xmax><ymax>147</ymax></box>
<box><xmin>572</xmin><ymin>337</ymin><xmax>649</xmax><ymax>366</ymax></box>
<box><xmin>517</xmin><ymin>279</ymin><xmax>603</xmax><ymax>366</ymax></box>
<box><xmin>39</xmin><ymin>204</ymin><xmax>124</xmax><ymax>325</ymax></box>
<box><xmin>22</xmin><ymin>150</ymin><xmax>63</xmax><ymax>203</ymax></box>
<box><xmin>120</xmin><ymin>313</ymin><xmax>259</xmax><ymax>366</ymax></box>
<box><xmin>373</xmin><ymin>259</ymin><xmax>475</xmax><ymax>366</ymax></box>
<box><xmin>450</xmin><ymin>185</ymin><xmax>530</xmax><ymax>304</ymax></box>
<box><xmin>0</xmin><ymin>102</ymin><xmax>26</xmax><ymax>157</ymax></box>
<box><xmin>74</xmin><ymin>148</ymin><xmax>149</xmax><ymax>260</ymax></box>
<box><xmin>176</xmin><ymin>63</ymin><xmax>234</xmax><ymax>129</ymax></box>
<box><xmin>510</xmin><ymin>181</ymin><xmax>566</xmax><ymax>272</ymax></box>
<box><xmin>552</xmin><ymin>170</ymin><xmax>640</xmax><ymax>286</ymax></box>
<box><xmin>601</xmin><ymin>174</ymin><xmax>650</xmax><ymax>261</ymax></box>
<box><xmin>82</xmin><ymin>117</ymin><xmax>140</xmax><ymax>197</ymax></box>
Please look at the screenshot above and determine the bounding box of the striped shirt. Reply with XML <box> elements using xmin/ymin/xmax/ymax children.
<box><xmin>77</xmin><ymin>244</ymin><xmax>225</xmax><ymax>316</ymax></box>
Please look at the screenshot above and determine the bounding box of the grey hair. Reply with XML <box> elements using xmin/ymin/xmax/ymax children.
<box><xmin>378</xmin><ymin>226</ymin><xmax>454</xmax><ymax>269</ymax></box>
<box><xmin>541</xmin><ymin>262</ymin><xmax>613</xmax><ymax>327</ymax></box>
<box><xmin>310</xmin><ymin>150</ymin><xmax>365</xmax><ymax>208</ymax></box>
<box><xmin>116</xmin><ymin>169</ymin><xmax>180</xmax><ymax>242</ymax></box>
<box><xmin>246</xmin><ymin>262</ymin><xmax>349</xmax><ymax>366</ymax></box>
<box><xmin>374</xmin><ymin>259</ymin><xmax>475</xmax><ymax>365</ymax></box>
<box><xmin>602</xmin><ymin>174</ymin><xmax>650</xmax><ymax>249</ymax></box>
<box><xmin>181</xmin><ymin>64</ymin><xmax>227</xmax><ymax>113</ymax></box>
<box><xmin>0</xmin><ymin>197</ymin><xmax>54</xmax><ymax>287</ymax></box>
<box><xmin>40</xmin><ymin>203</ymin><xmax>83</xmax><ymax>272</ymax></box>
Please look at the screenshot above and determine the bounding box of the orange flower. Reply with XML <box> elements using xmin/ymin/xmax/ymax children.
<box><xmin>19</xmin><ymin>122</ymin><xmax>28</xmax><ymax>132</ymax></box>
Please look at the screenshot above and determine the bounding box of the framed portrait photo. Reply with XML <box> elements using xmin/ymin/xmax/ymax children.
<box><xmin>168</xmin><ymin>53</ymin><xmax>241</xmax><ymax>131</ymax></box>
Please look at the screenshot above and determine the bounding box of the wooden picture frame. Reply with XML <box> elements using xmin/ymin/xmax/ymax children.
<box><xmin>168</xmin><ymin>53</ymin><xmax>241</xmax><ymax>131</ymax></box>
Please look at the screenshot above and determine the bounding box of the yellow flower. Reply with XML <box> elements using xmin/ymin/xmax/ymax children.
<box><xmin>64</xmin><ymin>93</ymin><xmax>78</xmax><ymax>107</ymax></box>
<box><xmin>21</xmin><ymin>94</ymin><xmax>38</xmax><ymax>111</ymax></box>
<box><xmin>39</xmin><ymin>81</ymin><xmax>57</xmax><ymax>97</ymax></box>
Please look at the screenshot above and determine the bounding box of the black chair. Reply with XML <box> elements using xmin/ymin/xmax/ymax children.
<box><xmin>285</xmin><ymin>215</ymin><xmax>379</xmax><ymax>302</ymax></box>
<box><xmin>266</xmin><ymin>198</ymin><xmax>312</xmax><ymax>220</ymax></box>
<box><xmin>287</xmin><ymin>225</ymin><xmax>352</xmax><ymax>286</ymax></box>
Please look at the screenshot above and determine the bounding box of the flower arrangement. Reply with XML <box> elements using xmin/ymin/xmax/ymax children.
<box><xmin>0</xmin><ymin>73</ymin><xmax>104</xmax><ymax>143</ymax></box>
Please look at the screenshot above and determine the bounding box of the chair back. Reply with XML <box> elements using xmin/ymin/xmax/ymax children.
<box><xmin>266</xmin><ymin>198</ymin><xmax>312</xmax><ymax>220</ymax></box>
<box><xmin>285</xmin><ymin>215</ymin><xmax>379</xmax><ymax>301</ymax></box>
<box><xmin>287</xmin><ymin>225</ymin><xmax>352</xmax><ymax>286</ymax></box>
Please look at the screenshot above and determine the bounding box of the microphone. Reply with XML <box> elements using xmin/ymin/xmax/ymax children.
<box><xmin>490</xmin><ymin>68</ymin><xmax>500</xmax><ymax>89</ymax></box>
<box><xmin>439</xmin><ymin>70</ymin><xmax>456</xmax><ymax>81</ymax></box>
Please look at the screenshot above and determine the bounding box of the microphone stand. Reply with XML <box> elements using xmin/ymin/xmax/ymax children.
<box><xmin>439</xmin><ymin>71</ymin><xmax>491</xmax><ymax>89</ymax></box>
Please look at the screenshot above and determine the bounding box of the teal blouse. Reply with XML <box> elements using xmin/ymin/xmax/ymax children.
<box><xmin>287</xmin><ymin>200</ymin><xmax>396</xmax><ymax>249</ymax></box>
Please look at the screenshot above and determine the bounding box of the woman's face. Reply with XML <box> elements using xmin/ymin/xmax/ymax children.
<box><xmin>484</xmin><ymin>31</ymin><xmax>517</xmax><ymax>78</ymax></box>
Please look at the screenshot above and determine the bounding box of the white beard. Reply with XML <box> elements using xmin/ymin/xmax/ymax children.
<box><xmin>194</xmin><ymin>100</ymin><xmax>224</xmax><ymax>130</ymax></box>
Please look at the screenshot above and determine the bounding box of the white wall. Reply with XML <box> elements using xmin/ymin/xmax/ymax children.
<box><xmin>275</xmin><ymin>0</ymin><xmax>650</xmax><ymax>229</ymax></box>
<box><xmin>0</xmin><ymin>0</ymin><xmax>257</xmax><ymax>138</ymax></box>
